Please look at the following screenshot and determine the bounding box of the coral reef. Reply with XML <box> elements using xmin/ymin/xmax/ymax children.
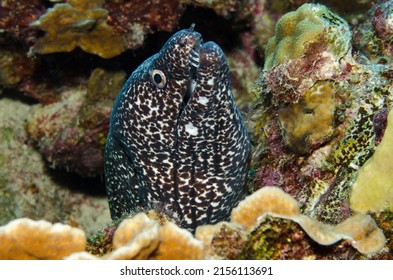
<box><xmin>0</xmin><ymin>187</ymin><xmax>387</xmax><ymax>260</ymax></box>
<box><xmin>86</xmin><ymin>221</ymin><xmax>118</xmax><ymax>256</ymax></box>
<box><xmin>0</xmin><ymin>218</ymin><xmax>86</xmax><ymax>260</ymax></box>
<box><xmin>0</xmin><ymin>49</ymin><xmax>36</xmax><ymax>87</ymax></box>
<box><xmin>227</xmin><ymin>32</ymin><xmax>260</xmax><ymax>109</ymax></box>
<box><xmin>0</xmin><ymin>98</ymin><xmax>66</xmax><ymax>224</ymax></box>
<box><xmin>104</xmin><ymin>0</ymin><xmax>185</xmax><ymax>49</ymax></box>
<box><xmin>0</xmin><ymin>0</ymin><xmax>392</xmax><ymax>261</ymax></box>
<box><xmin>107</xmin><ymin>212</ymin><xmax>161</xmax><ymax>260</ymax></box>
<box><xmin>193</xmin><ymin>187</ymin><xmax>386</xmax><ymax>259</ymax></box>
<box><xmin>277</xmin><ymin>81</ymin><xmax>337</xmax><ymax>154</ymax></box>
<box><xmin>372</xmin><ymin>211</ymin><xmax>393</xmax><ymax>258</ymax></box>
<box><xmin>195</xmin><ymin>222</ymin><xmax>246</xmax><ymax>259</ymax></box>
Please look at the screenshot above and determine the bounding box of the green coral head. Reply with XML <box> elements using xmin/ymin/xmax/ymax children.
<box><xmin>264</xmin><ymin>3</ymin><xmax>351</xmax><ymax>70</ymax></box>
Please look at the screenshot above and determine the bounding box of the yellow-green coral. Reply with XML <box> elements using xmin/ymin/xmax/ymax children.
<box><xmin>350</xmin><ymin>109</ymin><xmax>393</xmax><ymax>213</ymax></box>
<box><xmin>31</xmin><ymin>1</ymin><xmax>126</xmax><ymax>58</ymax></box>
<box><xmin>239</xmin><ymin>218</ymin><xmax>304</xmax><ymax>260</ymax></box>
<box><xmin>277</xmin><ymin>81</ymin><xmax>337</xmax><ymax>154</ymax></box>
<box><xmin>264</xmin><ymin>3</ymin><xmax>351</xmax><ymax>70</ymax></box>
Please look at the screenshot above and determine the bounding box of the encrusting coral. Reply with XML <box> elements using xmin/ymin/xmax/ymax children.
<box><xmin>30</xmin><ymin>0</ymin><xmax>126</xmax><ymax>58</ymax></box>
<box><xmin>0</xmin><ymin>218</ymin><xmax>86</xmax><ymax>260</ymax></box>
<box><xmin>231</xmin><ymin>186</ymin><xmax>300</xmax><ymax>229</ymax></box>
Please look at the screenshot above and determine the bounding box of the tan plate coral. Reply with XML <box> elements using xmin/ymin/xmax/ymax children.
<box><xmin>230</xmin><ymin>186</ymin><xmax>386</xmax><ymax>255</ymax></box>
<box><xmin>0</xmin><ymin>218</ymin><xmax>86</xmax><ymax>260</ymax></box>
<box><xmin>67</xmin><ymin>212</ymin><xmax>205</xmax><ymax>260</ymax></box>
<box><xmin>0</xmin><ymin>187</ymin><xmax>387</xmax><ymax>260</ymax></box>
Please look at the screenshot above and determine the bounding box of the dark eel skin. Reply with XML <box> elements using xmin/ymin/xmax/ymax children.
<box><xmin>104</xmin><ymin>24</ymin><xmax>251</xmax><ymax>231</ymax></box>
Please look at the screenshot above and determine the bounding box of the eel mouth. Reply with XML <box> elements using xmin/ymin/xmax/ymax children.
<box><xmin>185</xmin><ymin>40</ymin><xmax>201</xmax><ymax>105</ymax></box>
<box><xmin>179</xmin><ymin>26</ymin><xmax>202</xmax><ymax>116</ymax></box>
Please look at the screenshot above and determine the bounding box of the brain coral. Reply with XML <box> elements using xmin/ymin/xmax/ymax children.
<box><xmin>264</xmin><ymin>3</ymin><xmax>351</xmax><ymax>70</ymax></box>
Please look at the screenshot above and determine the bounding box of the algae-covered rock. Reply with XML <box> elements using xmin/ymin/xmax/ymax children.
<box><xmin>353</xmin><ymin>0</ymin><xmax>393</xmax><ymax>64</ymax></box>
<box><xmin>0</xmin><ymin>97</ymin><xmax>110</xmax><ymax>231</ymax></box>
<box><xmin>26</xmin><ymin>68</ymin><xmax>125</xmax><ymax>177</ymax></box>
<box><xmin>0</xmin><ymin>50</ymin><xmax>36</xmax><ymax>87</ymax></box>
<box><xmin>227</xmin><ymin>34</ymin><xmax>261</xmax><ymax>110</ymax></box>
<box><xmin>0</xmin><ymin>0</ymin><xmax>43</xmax><ymax>44</ymax></box>
<box><xmin>0</xmin><ymin>98</ymin><xmax>65</xmax><ymax>224</ymax></box>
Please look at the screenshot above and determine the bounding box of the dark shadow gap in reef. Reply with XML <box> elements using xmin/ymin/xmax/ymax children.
<box><xmin>47</xmin><ymin>167</ymin><xmax>107</xmax><ymax>197</ymax></box>
<box><xmin>0</xmin><ymin>88</ymin><xmax>40</xmax><ymax>105</ymax></box>
<box><xmin>178</xmin><ymin>6</ymin><xmax>250</xmax><ymax>52</ymax></box>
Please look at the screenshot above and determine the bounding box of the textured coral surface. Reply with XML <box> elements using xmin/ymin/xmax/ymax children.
<box><xmin>1</xmin><ymin>0</ymin><xmax>392</xmax><ymax>260</ymax></box>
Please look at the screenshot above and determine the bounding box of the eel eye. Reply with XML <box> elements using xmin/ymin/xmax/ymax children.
<box><xmin>151</xmin><ymin>69</ymin><xmax>167</xmax><ymax>89</ymax></box>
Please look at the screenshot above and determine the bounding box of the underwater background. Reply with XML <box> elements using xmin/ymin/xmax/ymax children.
<box><xmin>0</xmin><ymin>0</ymin><xmax>392</xmax><ymax>259</ymax></box>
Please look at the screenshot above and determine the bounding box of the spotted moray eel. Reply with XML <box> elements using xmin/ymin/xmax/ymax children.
<box><xmin>104</xmin><ymin>24</ymin><xmax>251</xmax><ymax>231</ymax></box>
